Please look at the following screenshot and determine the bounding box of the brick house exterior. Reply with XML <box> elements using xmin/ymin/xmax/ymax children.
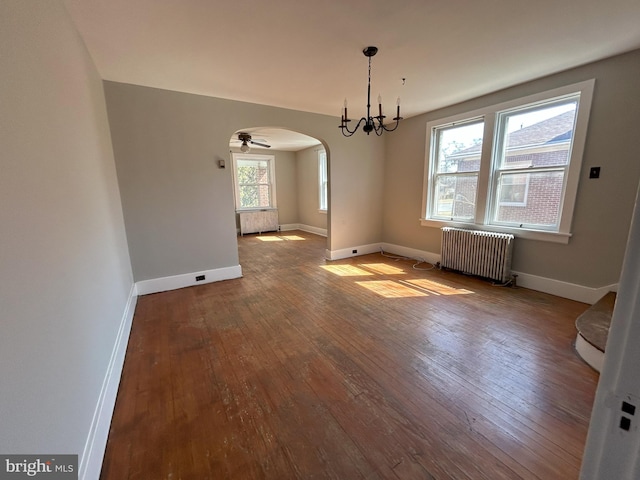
<box><xmin>441</xmin><ymin>110</ymin><xmax>575</xmax><ymax>226</ymax></box>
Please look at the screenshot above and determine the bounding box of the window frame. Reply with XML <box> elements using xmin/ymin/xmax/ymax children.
<box><xmin>318</xmin><ymin>149</ymin><xmax>328</xmax><ymax>212</ymax></box>
<box><xmin>421</xmin><ymin>79</ymin><xmax>595</xmax><ymax>244</ymax></box>
<box><xmin>428</xmin><ymin>118</ymin><xmax>484</xmax><ymax>222</ymax></box>
<box><xmin>231</xmin><ymin>153</ymin><xmax>277</xmax><ymax>211</ymax></box>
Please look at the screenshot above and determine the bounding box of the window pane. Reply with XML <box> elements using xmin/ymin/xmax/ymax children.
<box><xmin>499</xmin><ymin>102</ymin><xmax>577</xmax><ymax>170</ymax></box>
<box><xmin>498</xmin><ymin>173</ymin><xmax>529</xmax><ymax>206</ymax></box>
<box><xmin>436</xmin><ymin>122</ymin><xmax>484</xmax><ymax>173</ymax></box>
<box><xmin>494</xmin><ymin>170</ymin><xmax>564</xmax><ymax>227</ymax></box>
<box><xmin>237</xmin><ymin>160</ymin><xmax>270</xmax><ymax>184</ymax></box>
<box><xmin>239</xmin><ymin>185</ymin><xmax>271</xmax><ymax>208</ymax></box>
<box><xmin>319</xmin><ymin>151</ymin><xmax>327</xmax><ymax>210</ymax></box>
<box><xmin>433</xmin><ymin>174</ymin><xmax>477</xmax><ymax>219</ymax></box>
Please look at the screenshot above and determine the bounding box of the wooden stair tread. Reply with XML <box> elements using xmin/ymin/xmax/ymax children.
<box><xmin>575</xmin><ymin>291</ymin><xmax>616</xmax><ymax>352</ymax></box>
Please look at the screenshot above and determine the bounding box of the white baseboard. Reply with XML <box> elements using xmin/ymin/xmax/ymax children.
<box><xmin>297</xmin><ymin>224</ymin><xmax>327</xmax><ymax>237</ymax></box>
<box><xmin>280</xmin><ymin>223</ymin><xmax>327</xmax><ymax>237</ymax></box>
<box><xmin>135</xmin><ymin>265</ymin><xmax>243</xmax><ymax>295</ymax></box>
<box><xmin>326</xmin><ymin>242</ymin><xmax>382</xmax><ymax>261</ymax></box>
<box><xmin>374</xmin><ymin>242</ymin><xmax>615</xmax><ymax>304</ymax></box>
<box><xmin>381</xmin><ymin>243</ymin><xmax>441</xmax><ymax>265</ymax></box>
<box><xmin>279</xmin><ymin>223</ymin><xmax>298</xmax><ymax>232</ymax></box>
<box><xmin>512</xmin><ymin>271</ymin><xmax>617</xmax><ymax>305</ymax></box>
<box><xmin>79</xmin><ymin>284</ymin><xmax>137</xmax><ymax>480</ymax></box>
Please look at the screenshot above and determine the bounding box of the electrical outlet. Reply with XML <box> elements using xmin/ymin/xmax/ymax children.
<box><xmin>352</xmin><ymin>249</ymin><xmax>358</xmax><ymax>254</ymax></box>
<box><xmin>589</xmin><ymin>166</ymin><xmax>601</xmax><ymax>179</ymax></box>
<box><xmin>195</xmin><ymin>275</ymin><xmax>205</xmax><ymax>281</ymax></box>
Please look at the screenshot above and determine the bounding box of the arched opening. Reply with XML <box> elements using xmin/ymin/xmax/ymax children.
<box><xmin>228</xmin><ymin>127</ymin><xmax>330</xmax><ymax>264</ymax></box>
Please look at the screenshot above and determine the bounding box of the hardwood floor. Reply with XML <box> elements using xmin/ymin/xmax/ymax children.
<box><xmin>101</xmin><ymin>230</ymin><xmax>598</xmax><ymax>479</ymax></box>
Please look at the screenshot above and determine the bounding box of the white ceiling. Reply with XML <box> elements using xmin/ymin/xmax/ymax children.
<box><xmin>64</xmin><ymin>0</ymin><xmax>640</xmax><ymax>148</ymax></box>
<box><xmin>230</xmin><ymin>128</ymin><xmax>321</xmax><ymax>152</ymax></box>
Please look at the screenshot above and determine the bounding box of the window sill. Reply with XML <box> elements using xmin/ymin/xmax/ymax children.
<box><xmin>318</xmin><ymin>209</ymin><xmax>327</xmax><ymax>214</ymax></box>
<box><xmin>419</xmin><ymin>218</ymin><xmax>571</xmax><ymax>244</ymax></box>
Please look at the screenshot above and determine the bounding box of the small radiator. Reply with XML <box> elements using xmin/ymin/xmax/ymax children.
<box><xmin>441</xmin><ymin>227</ymin><xmax>514</xmax><ymax>283</ymax></box>
<box><xmin>239</xmin><ymin>209</ymin><xmax>279</xmax><ymax>235</ymax></box>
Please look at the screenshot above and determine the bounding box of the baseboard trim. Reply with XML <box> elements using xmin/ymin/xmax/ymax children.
<box><xmin>297</xmin><ymin>224</ymin><xmax>327</xmax><ymax>237</ymax></box>
<box><xmin>79</xmin><ymin>283</ymin><xmax>137</xmax><ymax>480</ymax></box>
<box><xmin>512</xmin><ymin>271</ymin><xmax>617</xmax><ymax>305</ymax></box>
<box><xmin>381</xmin><ymin>243</ymin><xmax>441</xmax><ymax>266</ymax></box>
<box><xmin>135</xmin><ymin>265</ymin><xmax>243</xmax><ymax>296</ymax></box>
<box><xmin>376</xmin><ymin>242</ymin><xmax>615</xmax><ymax>304</ymax></box>
<box><xmin>326</xmin><ymin>243</ymin><xmax>382</xmax><ymax>261</ymax></box>
<box><xmin>280</xmin><ymin>223</ymin><xmax>327</xmax><ymax>237</ymax></box>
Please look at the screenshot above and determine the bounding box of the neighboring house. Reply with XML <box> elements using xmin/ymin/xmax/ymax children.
<box><xmin>440</xmin><ymin>110</ymin><xmax>576</xmax><ymax>226</ymax></box>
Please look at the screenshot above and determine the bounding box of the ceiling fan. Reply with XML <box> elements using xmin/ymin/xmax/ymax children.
<box><xmin>233</xmin><ymin>132</ymin><xmax>271</xmax><ymax>152</ymax></box>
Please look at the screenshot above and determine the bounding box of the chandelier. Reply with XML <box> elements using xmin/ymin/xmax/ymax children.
<box><xmin>339</xmin><ymin>46</ymin><xmax>402</xmax><ymax>137</ymax></box>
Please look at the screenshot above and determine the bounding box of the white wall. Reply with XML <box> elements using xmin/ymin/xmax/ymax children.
<box><xmin>0</xmin><ymin>0</ymin><xmax>133</xmax><ymax>471</ymax></box>
<box><xmin>581</xmin><ymin>181</ymin><xmax>640</xmax><ymax>478</ymax></box>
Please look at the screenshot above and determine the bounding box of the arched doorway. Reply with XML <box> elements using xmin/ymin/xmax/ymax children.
<box><xmin>228</xmin><ymin>127</ymin><xmax>330</xmax><ymax>261</ymax></box>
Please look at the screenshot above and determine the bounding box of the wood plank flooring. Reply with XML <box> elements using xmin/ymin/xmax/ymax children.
<box><xmin>100</xmin><ymin>230</ymin><xmax>598</xmax><ymax>479</ymax></box>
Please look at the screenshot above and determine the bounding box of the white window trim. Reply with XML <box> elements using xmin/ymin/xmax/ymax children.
<box><xmin>318</xmin><ymin>150</ymin><xmax>328</xmax><ymax>212</ymax></box>
<box><xmin>420</xmin><ymin>79</ymin><xmax>595</xmax><ymax>244</ymax></box>
<box><xmin>231</xmin><ymin>153</ymin><xmax>277</xmax><ymax>211</ymax></box>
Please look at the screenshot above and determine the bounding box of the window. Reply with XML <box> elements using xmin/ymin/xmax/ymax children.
<box><xmin>318</xmin><ymin>150</ymin><xmax>328</xmax><ymax>211</ymax></box>
<box><xmin>422</xmin><ymin>80</ymin><xmax>594</xmax><ymax>243</ymax></box>
<box><xmin>232</xmin><ymin>153</ymin><xmax>276</xmax><ymax>210</ymax></box>
<box><xmin>430</xmin><ymin>120</ymin><xmax>484</xmax><ymax>221</ymax></box>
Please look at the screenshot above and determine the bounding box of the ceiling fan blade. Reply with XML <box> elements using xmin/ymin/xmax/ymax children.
<box><xmin>250</xmin><ymin>141</ymin><xmax>271</xmax><ymax>148</ymax></box>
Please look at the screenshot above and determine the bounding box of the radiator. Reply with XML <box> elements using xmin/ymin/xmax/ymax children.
<box><xmin>441</xmin><ymin>227</ymin><xmax>514</xmax><ymax>283</ymax></box>
<box><xmin>239</xmin><ymin>209</ymin><xmax>279</xmax><ymax>235</ymax></box>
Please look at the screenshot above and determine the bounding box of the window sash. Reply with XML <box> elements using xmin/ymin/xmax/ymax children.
<box><xmin>232</xmin><ymin>153</ymin><xmax>276</xmax><ymax>211</ymax></box>
<box><xmin>421</xmin><ymin>80</ymin><xmax>595</xmax><ymax>244</ymax></box>
<box><xmin>427</xmin><ymin>120</ymin><xmax>484</xmax><ymax>220</ymax></box>
<box><xmin>318</xmin><ymin>150</ymin><xmax>328</xmax><ymax>211</ymax></box>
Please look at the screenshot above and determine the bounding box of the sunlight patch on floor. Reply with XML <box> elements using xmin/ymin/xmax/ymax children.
<box><xmin>321</xmin><ymin>265</ymin><xmax>374</xmax><ymax>276</ymax></box>
<box><xmin>405</xmin><ymin>279</ymin><xmax>474</xmax><ymax>296</ymax></box>
<box><xmin>256</xmin><ymin>236</ymin><xmax>284</xmax><ymax>242</ymax></box>
<box><xmin>256</xmin><ymin>235</ymin><xmax>306</xmax><ymax>242</ymax></box>
<box><xmin>359</xmin><ymin>263</ymin><xmax>406</xmax><ymax>275</ymax></box>
<box><xmin>356</xmin><ymin>280</ymin><xmax>428</xmax><ymax>298</ymax></box>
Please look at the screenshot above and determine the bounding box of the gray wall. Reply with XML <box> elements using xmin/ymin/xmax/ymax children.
<box><xmin>274</xmin><ymin>150</ymin><xmax>298</xmax><ymax>225</ymax></box>
<box><xmin>0</xmin><ymin>0</ymin><xmax>133</xmax><ymax>456</ymax></box>
<box><xmin>104</xmin><ymin>81</ymin><xmax>384</xmax><ymax>281</ymax></box>
<box><xmin>382</xmin><ymin>49</ymin><xmax>640</xmax><ymax>288</ymax></box>
<box><xmin>296</xmin><ymin>146</ymin><xmax>328</xmax><ymax>231</ymax></box>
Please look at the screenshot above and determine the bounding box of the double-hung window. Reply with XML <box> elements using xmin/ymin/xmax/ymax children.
<box><xmin>430</xmin><ymin>120</ymin><xmax>484</xmax><ymax>221</ymax></box>
<box><xmin>318</xmin><ymin>150</ymin><xmax>328</xmax><ymax>212</ymax></box>
<box><xmin>422</xmin><ymin>80</ymin><xmax>594</xmax><ymax>243</ymax></box>
<box><xmin>232</xmin><ymin>153</ymin><xmax>276</xmax><ymax>210</ymax></box>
